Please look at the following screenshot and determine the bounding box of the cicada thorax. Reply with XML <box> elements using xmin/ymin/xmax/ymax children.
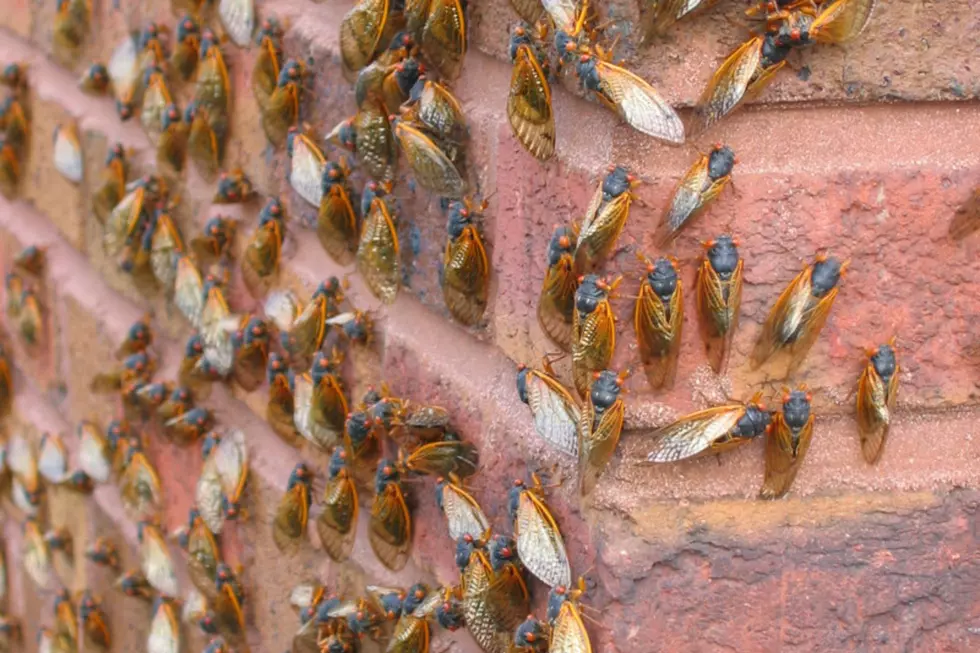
<box><xmin>508</xmin><ymin>23</ymin><xmax>556</xmax><ymax>161</ymax></box>
<box><xmin>392</xmin><ymin>115</ymin><xmax>466</xmax><ymax>198</ymax></box>
<box><xmin>357</xmin><ymin>194</ymin><xmax>401</xmax><ymax>304</ymax></box>
<box><xmin>760</xmin><ymin>386</ymin><xmax>814</xmax><ymax>499</ymax></box>
<box><xmin>577</xmin><ymin>368</ymin><xmax>626</xmax><ymax>495</ymax></box>
<box><xmin>241</xmin><ymin>197</ymin><xmax>285</xmax><ymax>298</ymax></box>
<box><xmin>750</xmin><ymin>253</ymin><xmax>846</xmax><ymax>376</ymax></box>
<box><xmin>91</xmin><ymin>143</ymin><xmax>128</xmax><ymax>224</ymax></box>
<box><xmin>273</xmin><ymin>463</ymin><xmax>313</xmax><ymax>552</ymax></box>
<box><xmin>442</xmin><ymin>198</ymin><xmax>490</xmax><ymax>326</ymax></box>
<box><xmin>369</xmin><ymin>459</ymin><xmax>412</xmax><ymax>571</ymax></box>
<box><xmin>53</xmin><ymin>0</ymin><xmax>91</xmax><ymax>62</ymax></box>
<box><xmin>339</xmin><ymin>0</ymin><xmax>390</xmax><ymax>82</ymax></box>
<box><xmin>420</xmin><ymin>0</ymin><xmax>466</xmax><ymax>80</ymax></box>
<box><xmin>574</xmin><ymin>166</ymin><xmax>636</xmax><ymax>275</ymax></box>
<box><xmin>856</xmin><ymin>338</ymin><xmax>899</xmax><ymax>465</ymax></box>
<box><xmin>646</xmin><ymin>393</ymin><xmax>772</xmax><ymax>463</ymax></box>
<box><xmin>318</xmin><ymin>161</ymin><xmax>359</xmax><ymax>264</ymax></box>
<box><xmin>634</xmin><ymin>256</ymin><xmax>682</xmax><ymax>390</ymax></box>
<box><xmin>316</xmin><ymin>447</ymin><xmax>359</xmax><ymax>562</ymax></box>
<box><xmin>696</xmin><ymin>235</ymin><xmax>743</xmax><ymax>374</ymax></box>
<box><xmin>402</xmin><ymin>76</ymin><xmax>469</xmax><ymax>169</ymax></box>
<box><xmin>659</xmin><ymin>144</ymin><xmax>736</xmax><ymax>245</ymax></box>
<box><xmin>355</xmin><ymin>99</ymin><xmax>398</xmax><ymax>182</ymax></box>
<box><xmin>264</xmin><ymin>59</ymin><xmax>306</xmax><ymax>146</ymax></box>
<box><xmin>571</xmin><ymin>274</ymin><xmax>618</xmax><ymax>399</ymax></box>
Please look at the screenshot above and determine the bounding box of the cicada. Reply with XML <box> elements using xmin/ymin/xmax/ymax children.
<box><xmin>508</xmin><ymin>23</ymin><xmax>555</xmax><ymax>161</ymax></box>
<box><xmin>856</xmin><ymin>337</ymin><xmax>899</xmax><ymax>465</ymax></box>
<box><xmin>400</xmin><ymin>434</ymin><xmax>478</xmax><ymax>478</ymax></box>
<box><xmin>509</xmin><ymin>475</ymin><xmax>571</xmax><ymax>588</ymax></box>
<box><xmin>393</xmin><ymin>116</ymin><xmax>465</xmax><ymax>197</ymax></box>
<box><xmin>646</xmin><ymin>392</ymin><xmax>771</xmax><ymax>463</ymax></box>
<box><xmin>52</xmin><ymin>123</ymin><xmax>83</xmax><ymax>183</ymax></box>
<box><xmin>190</xmin><ymin>216</ymin><xmax>237</xmax><ymax>269</ymax></box>
<box><xmin>284</xmin><ymin>279</ymin><xmax>341</xmax><ymax>363</ymax></box>
<box><xmin>402</xmin><ymin>77</ymin><xmax>468</xmax><ymax>166</ymax></box>
<box><xmin>949</xmin><ymin>187</ymin><xmax>980</xmax><ymax>241</ymax></box>
<box><xmin>659</xmin><ymin>144</ymin><xmax>736</xmax><ymax>244</ymax></box>
<box><xmin>305</xmin><ymin>350</ymin><xmax>349</xmax><ymax>446</ymax></box>
<box><xmin>571</xmin><ymin>274</ymin><xmax>619</xmax><ymax>399</ymax></box>
<box><xmin>777</xmin><ymin>0</ymin><xmax>878</xmax><ymax>48</ymax></box>
<box><xmin>105</xmin><ymin>175</ymin><xmax>166</xmax><ymax>258</ymax></box>
<box><xmin>85</xmin><ymin>537</ymin><xmax>120</xmax><ymax>569</ymax></box>
<box><xmin>139</xmin><ymin>22</ymin><xmax>169</xmax><ymax>70</ymax></box>
<box><xmin>91</xmin><ymin>143</ymin><xmax>128</xmax><ymax>223</ymax></box>
<box><xmin>514</xmin><ymin>616</ymin><xmax>549</xmax><ymax>653</ymax></box>
<box><xmin>186</xmin><ymin>101</ymin><xmax>227</xmax><ymax>178</ymax></box>
<box><xmin>750</xmin><ymin>253</ymin><xmax>847</xmax><ymax>375</ymax></box>
<box><xmin>157</xmin><ymin>385</ymin><xmax>193</xmax><ymax>424</ymax></box>
<box><xmin>53</xmin><ymin>0</ymin><xmax>91</xmax><ymax>60</ymax></box>
<box><xmin>339</xmin><ymin>0</ymin><xmax>389</xmax><ymax>80</ymax></box>
<box><xmin>79</xmin><ymin>591</ymin><xmax>111</xmax><ymax>649</ymax></box>
<box><xmin>370</xmin><ymin>459</ymin><xmax>412</xmax><ymax>571</ymax></box>
<box><xmin>264</xmin><ymin>58</ymin><xmax>306</xmax><ymax>146</ymax></box>
<box><xmin>150</xmin><ymin>207</ymin><xmax>185</xmax><ymax>288</ymax></box>
<box><xmin>689</xmin><ymin>31</ymin><xmax>793</xmax><ymax>135</ymax></box>
<box><xmin>138</xmin><ymin>520</ymin><xmax>179</xmax><ymax>597</ymax></box>
<box><xmin>517</xmin><ymin>359</ymin><xmax>580</xmax><ymax>457</ymax></box>
<box><xmin>213</xmin><ymin>169</ymin><xmax>253</xmax><ymax>204</ymax></box>
<box><xmin>355</xmin><ymin>99</ymin><xmax>397</xmax><ymax>182</ymax></box>
<box><xmin>120</xmin><ymin>450</ymin><xmax>164</xmax><ymax>519</ymax></box>
<box><xmin>22</xmin><ymin>518</ymin><xmax>52</xmax><ymax>589</ymax></box>
<box><xmin>147</xmin><ymin>598</ymin><xmax>180</xmax><ymax>653</ymax></box>
<box><xmin>107</xmin><ymin>34</ymin><xmax>139</xmax><ymax>120</ymax></box>
<box><xmin>760</xmin><ymin>386</ymin><xmax>814</xmax><ymax>499</ymax></box>
<box><xmin>266</xmin><ymin>352</ymin><xmax>300</xmax><ymax>444</ymax></box>
<box><xmin>318</xmin><ymin>160</ymin><xmax>359</xmax><ymax>263</ymax></box>
<box><xmin>357</xmin><ymin>194</ymin><xmax>401</xmax><ymax>304</ymax></box>
<box><xmin>547</xmin><ymin>578</ymin><xmax>592</xmax><ymax>653</ymax></box>
<box><xmin>575</xmin><ymin>165</ymin><xmax>637</xmax><ymax>274</ymax></box>
<box><xmin>114</xmin><ymin>315</ymin><xmax>152</xmax><ymax>359</ymax></box>
<box><xmin>578</xmin><ymin>369</ymin><xmax>626</xmax><ymax>494</ymax></box>
<box><xmin>635</xmin><ymin>256</ymin><xmax>682</xmax><ymax>390</ymax></box>
<box><xmin>316</xmin><ymin>447</ymin><xmax>359</xmax><ymax>562</ymax></box>
<box><xmin>195</xmin><ymin>29</ymin><xmax>230</xmax><ymax>112</ymax></box>
<box><xmin>157</xmin><ymin>103</ymin><xmax>186</xmax><ymax>172</ymax></box>
<box><xmin>116</xmin><ymin>570</ymin><xmax>153</xmax><ymax>601</ymax></box>
<box><xmin>241</xmin><ymin>197</ymin><xmax>285</xmax><ymax>297</ymax></box>
<box><xmin>0</xmin><ymin>97</ymin><xmax>28</xmax><ymax>155</ymax></box>
<box><xmin>459</xmin><ymin>536</ymin><xmax>522</xmax><ymax>653</ymax></box>
<box><xmin>383</xmin><ymin>55</ymin><xmax>424</xmax><ymax>115</ymax></box>
<box><xmin>253</xmin><ymin>16</ymin><xmax>284</xmax><ymax>106</ymax></box>
<box><xmin>231</xmin><ymin>315</ymin><xmax>269</xmax><ymax>390</ymax></box>
<box><xmin>0</xmin><ymin>136</ymin><xmax>20</xmax><ymax>198</ymax></box>
<box><xmin>435</xmin><ymin>474</ymin><xmax>489</xmax><ymax>542</ymax></box>
<box><xmin>689</xmin><ymin>236</ymin><xmax>742</xmax><ymax>375</ymax></box>
<box><xmin>420</xmin><ymin>0</ymin><xmax>466</xmax><ymax>80</ymax></box>
<box><xmin>574</xmin><ymin>44</ymin><xmax>684</xmax><ymax>143</ymax></box>
<box><xmin>325</xmin><ymin>115</ymin><xmax>357</xmax><ymax>153</ymax></box>
<box><xmin>442</xmin><ymin>198</ymin><xmax>489</xmax><ymax>326</ymax></box>
<box><xmin>170</xmin><ymin>15</ymin><xmax>201</xmax><ymax>80</ymax></box>
<box><xmin>273</xmin><ymin>462</ymin><xmax>313</xmax><ymax>551</ymax></box>
<box><xmin>79</xmin><ymin>62</ymin><xmax>110</xmax><ymax>94</ymax></box>
<box><xmin>51</xmin><ymin>589</ymin><xmax>79</xmax><ymax>651</ymax></box>
<box><xmin>325</xmin><ymin>309</ymin><xmax>375</xmax><ymax>346</ymax></box>
<box><xmin>640</xmin><ymin>0</ymin><xmax>718</xmax><ymax>42</ymax></box>
<box><xmin>89</xmin><ymin>350</ymin><xmax>155</xmax><ymax>396</ymax></box>
<box><xmin>38</xmin><ymin>431</ymin><xmax>68</xmax><ymax>484</ymax></box>
<box><xmin>141</xmin><ymin>67</ymin><xmax>174</xmax><ymax>144</ymax></box>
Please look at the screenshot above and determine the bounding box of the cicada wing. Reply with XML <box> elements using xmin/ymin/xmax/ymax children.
<box><xmin>578</xmin><ymin>397</ymin><xmax>625</xmax><ymax>495</ymax></box>
<box><xmin>810</xmin><ymin>0</ymin><xmax>877</xmax><ymax>44</ymax></box>
<box><xmin>785</xmin><ymin>287</ymin><xmax>840</xmax><ymax>375</ymax></box>
<box><xmin>317</xmin><ymin>185</ymin><xmax>359</xmax><ymax>264</ymax></box>
<box><xmin>760</xmin><ymin>413</ymin><xmax>814</xmax><ymax>499</ymax></box>
<box><xmin>252</xmin><ymin>36</ymin><xmax>281</xmax><ymax>107</ymax></box>
<box><xmin>645</xmin><ymin>405</ymin><xmax>744</xmax><ymax>463</ymax></box>
<box><xmin>594</xmin><ymin>60</ymin><xmax>684</xmax><ymax>143</ymax></box>
<box><xmin>354</xmin><ymin>102</ymin><xmax>397</xmax><ymax>182</ymax></box>
<box><xmin>575</xmin><ymin>192</ymin><xmax>632</xmax><ymax>273</ymax></box>
<box><xmin>526</xmin><ymin>370</ymin><xmax>580</xmax><ymax>457</ymax></box>
<box><xmin>273</xmin><ymin>484</ymin><xmax>309</xmax><ymax>552</ymax></box>
<box><xmin>288</xmin><ymin>133</ymin><xmax>326</xmax><ymax>207</ymax></box>
<box><xmin>856</xmin><ymin>363</ymin><xmax>896</xmax><ymax>464</ymax></box>
<box><xmin>634</xmin><ymin>283</ymin><xmax>683</xmax><ymax>390</ymax></box>
<box><xmin>287</xmin><ymin>297</ymin><xmax>327</xmax><ymax>361</ymax></box>
<box><xmin>462</xmin><ymin>553</ymin><xmax>499</xmax><ymax>651</ymax></box>
<box><xmin>186</xmin><ymin>524</ymin><xmax>219</xmax><ymax>594</ymax></box>
<box><xmin>394</xmin><ymin>121</ymin><xmax>466</xmax><ymax>198</ymax></box>
<box><xmin>218</xmin><ymin>0</ymin><xmax>255</xmax><ymax>47</ymax></box>
<box><xmin>750</xmin><ymin>266</ymin><xmax>813</xmax><ymax>370</ymax></box>
<box><xmin>316</xmin><ymin>473</ymin><xmax>359</xmax><ymax>562</ymax></box>
<box><xmin>516</xmin><ymin>491</ymin><xmax>571</xmax><ymax>588</ymax></box>
<box><xmin>696</xmin><ymin>259</ymin><xmax>743</xmax><ymax>374</ymax></box>
<box><xmin>541</xmin><ymin>0</ymin><xmax>578</xmax><ymax>32</ymax></box>
<box><xmin>421</xmin><ymin>0</ymin><xmax>466</xmax><ymax>80</ymax></box>
<box><xmin>440</xmin><ymin>482</ymin><xmax>490</xmax><ymax>541</ymax></box>
<box><xmin>550</xmin><ymin>601</ymin><xmax>592</xmax><ymax>653</ymax></box>
<box><xmin>442</xmin><ymin>226</ymin><xmax>490</xmax><ymax>326</ymax></box>
<box><xmin>689</xmin><ymin>36</ymin><xmax>763</xmax><ymax>136</ymax></box>
<box><xmin>356</xmin><ymin>198</ymin><xmax>401</xmax><ymax>304</ymax></box>
<box><xmin>339</xmin><ymin>0</ymin><xmax>389</xmax><ymax>80</ymax></box>
<box><xmin>241</xmin><ymin>220</ymin><xmax>282</xmax><ymax>298</ymax></box>
<box><xmin>141</xmin><ymin>526</ymin><xmax>179</xmax><ymax>597</ymax></box>
<box><xmin>485</xmin><ymin>563</ymin><xmax>530</xmax><ymax>632</ymax></box>
<box><xmin>538</xmin><ymin>255</ymin><xmax>577</xmax><ymax>350</ymax></box>
<box><xmin>509</xmin><ymin>0</ymin><xmax>545</xmax><ymax>24</ymax></box>
<box><xmin>196</xmin><ymin>457</ymin><xmax>226</xmax><ymax>534</ymax></box>
<box><xmin>369</xmin><ymin>482</ymin><xmax>411</xmax><ymax>571</ymax></box>
<box><xmin>661</xmin><ymin>156</ymin><xmax>710</xmax><ymax>239</ymax></box>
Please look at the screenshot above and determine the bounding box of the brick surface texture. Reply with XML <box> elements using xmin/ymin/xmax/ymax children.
<box><xmin>0</xmin><ymin>1</ymin><xmax>979</xmax><ymax>653</ymax></box>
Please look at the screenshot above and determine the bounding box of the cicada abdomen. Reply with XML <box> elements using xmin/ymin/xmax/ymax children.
<box><xmin>696</xmin><ymin>235</ymin><xmax>743</xmax><ymax>374</ymax></box>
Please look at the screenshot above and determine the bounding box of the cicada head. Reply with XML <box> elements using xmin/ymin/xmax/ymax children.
<box><xmin>575</xmin><ymin>274</ymin><xmax>609</xmax><ymax>315</ymax></box>
<box><xmin>320</xmin><ymin>160</ymin><xmax>349</xmax><ymax>196</ymax></box>
<box><xmin>79</xmin><ymin>63</ymin><xmax>109</xmax><ymax>94</ymax></box>
<box><xmin>705</xmin><ymin>235</ymin><xmax>740</xmax><ymax>278</ymax></box>
<box><xmin>260</xmin><ymin>196</ymin><xmax>286</xmax><ymax>224</ymax></box>
<box><xmin>589</xmin><ymin>369</ymin><xmax>624</xmax><ymax>410</ymax></box>
<box><xmin>277</xmin><ymin>58</ymin><xmax>306</xmax><ymax>90</ymax></box>
<box><xmin>488</xmin><ymin>533</ymin><xmax>520</xmax><ymax>572</ymax></box>
<box><xmin>446</xmin><ymin>198</ymin><xmax>480</xmax><ymax>240</ymax></box>
<box><xmin>514</xmin><ymin>615</ymin><xmax>548</xmax><ymax>650</ymax></box>
<box><xmin>546</xmin><ymin>578</ymin><xmax>586</xmax><ymax>623</ymax></box>
<box><xmin>1</xmin><ymin>62</ymin><xmax>27</xmax><ymax>90</ymax></box>
<box><xmin>435</xmin><ymin>588</ymin><xmax>465</xmax><ymax>631</ymax></box>
<box><xmin>781</xmin><ymin>387</ymin><xmax>812</xmax><ymax>432</ymax></box>
<box><xmin>810</xmin><ymin>254</ymin><xmax>845</xmax><ymax>298</ymax></box>
<box><xmin>85</xmin><ymin>537</ymin><xmax>120</xmax><ymax>569</ymax></box>
<box><xmin>402</xmin><ymin>582</ymin><xmax>430</xmax><ymax>616</ymax></box>
<box><xmin>214</xmin><ymin>170</ymin><xmax>253</xmax><ymax>204</ymax></box>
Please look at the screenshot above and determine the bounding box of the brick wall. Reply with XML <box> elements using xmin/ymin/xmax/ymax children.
<box><xmin>1</xmin><ymin>1</ymin><xmax>979</xmax><ymax>652</ymax></box>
